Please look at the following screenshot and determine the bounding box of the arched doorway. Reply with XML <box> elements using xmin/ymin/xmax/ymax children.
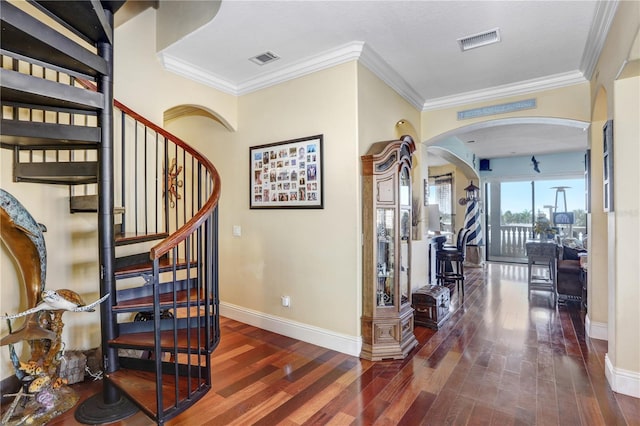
<box><xmin>424</xmin><ymin>116</ymin><xmax>590</xmax><ymax>263</ymax></box>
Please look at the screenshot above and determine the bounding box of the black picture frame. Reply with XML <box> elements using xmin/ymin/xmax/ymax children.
<box><xmin>249</xmin><ymin>134</ymin><xmax>324</xmax><ymax>209</ymax></box>
<box><xmin>603</xmin><ymin>120</ymin><xmax>613</xmax><ymax>212</ymax></box>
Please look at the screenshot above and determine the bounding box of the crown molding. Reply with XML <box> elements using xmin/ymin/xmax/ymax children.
<box><xmin>358</xmin><ymin>44</ymin><xmax>424</xmax><ymax>110</ymax></box>
<box><xmin>236</xmin><ymin>41</ymin><xmax>364</xmax><ymax>95</ymax></box>
<box><xmin>422</xmin><ymin>70</ymin><xmax>587</xmax><ymax>111</ymax></box>
<box><xmin>159</xmin><ymin>42</ymin><xmax>366</xmax><ymax>97</ymax></box>
<box><xmin>159</xmin><ymin>41</ymin><xmax>424</xmax><ymax>108</ymax></box>
<box><xmin>581</xmin><ymin>0</ymin><xmax>619</xmax><ymax>80</ymax></box>
<box><xmin>159</xmin><ymin>52</ymin><xmax>239</xmax><ymax>95</ymax></box>
<box><xmin>161</xmin><ymin>38</ymin><xmax>594</xmax><ymax>112</ymax></box>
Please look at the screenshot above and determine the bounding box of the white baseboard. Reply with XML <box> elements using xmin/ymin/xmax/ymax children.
<box><xmin>605</xmin><ymin>354</ymin><xmax>640</xmax><ymax>398</ymax></box>
<box><xmin>585</xmin><ymin>314</ymin><xmax>608</xmax><ymax>340</ymax></box>
<box><xmin>220</xmin><ymin>302</ymin><xmax>362</xmax><ymax>357</ymax></box>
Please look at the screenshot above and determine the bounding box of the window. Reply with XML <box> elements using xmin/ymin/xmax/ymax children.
<box><xmin>429</xmin><ymin>174</ymin><xmax>454</xmax><ymax>235</ymax></box>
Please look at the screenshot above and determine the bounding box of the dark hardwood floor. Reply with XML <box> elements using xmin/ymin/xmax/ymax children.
<box><xmin>28</xmin><ymin>263</ymin><xmax>640</xmax><ymax>424</ymax></box>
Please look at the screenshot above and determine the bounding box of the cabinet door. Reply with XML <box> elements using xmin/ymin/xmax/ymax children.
<box><xmin>376</xmin><ymin>208</ymin><xmax>395</xmax><ymax>307</ymax></box>
<box><xmin>398</xmin><ymin>167</ymin><xmax>411</xmax><ymax>307</ymax></box>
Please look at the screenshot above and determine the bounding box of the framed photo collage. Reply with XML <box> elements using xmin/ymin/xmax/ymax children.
<box><xmin>250</xmin><ymin>135</ymin><xmax>323</xmax><ymax>209</ymax></box>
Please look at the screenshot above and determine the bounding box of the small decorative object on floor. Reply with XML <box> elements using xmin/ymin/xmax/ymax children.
<box><xmin>58</xmin><ymin>351</ymin><xmax>87</xmax><ymax>385</ymax></box>
<box><xmin>412</xmin><ymin>285</ymin><xmax>451</xmax><ymax>330</ymax></box>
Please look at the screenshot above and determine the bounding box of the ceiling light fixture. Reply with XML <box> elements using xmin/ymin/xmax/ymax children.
<box><xmin>249</xmin><ymin>51</ymin><xmax>280</xmax><ymax>66</ymax></box>
<box><xmin>457</xmin><ymin>28</ymin><xmax>501</xmax><ymax>51</ymax></box>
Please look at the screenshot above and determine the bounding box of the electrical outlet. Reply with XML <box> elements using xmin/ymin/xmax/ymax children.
<box><xmin>232</xmin><ymin>225</ymin><xmax>241</xmax><ymax>237</ymax></box>
<box><xmin>281</xmin><ymin>296</ymin><xmax>290</xmax><ymax>307</ymax></box>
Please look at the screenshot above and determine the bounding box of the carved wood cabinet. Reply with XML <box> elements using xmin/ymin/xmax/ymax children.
<box><xmin>360</xmin><ymin>136</ymin><xmax>418</xmax><ymax>360</ymax></box>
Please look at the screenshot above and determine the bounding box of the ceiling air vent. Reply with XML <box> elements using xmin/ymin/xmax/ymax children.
<box><xmin>249</xmin><ymin>51</ymin><xmax>280</xmax><ymax>66</ymax></box>
<box><xmin>457</xmin><ymin>28</ymin><xmax>501</xmax><ymax>51</ymax></box>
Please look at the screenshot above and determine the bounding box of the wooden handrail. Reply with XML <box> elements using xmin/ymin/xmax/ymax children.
<box><xmin>112</xmin><ymin>100</ymin><xmax>221</xmax><ymax>260</ymax></box>
<box><xmin>78</xmin><ymin>78</ymin><xmax>221</xmax><ymax>260</ymax></box>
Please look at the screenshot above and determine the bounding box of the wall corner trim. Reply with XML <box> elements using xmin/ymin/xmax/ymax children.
<box><xmin>220</xmin><ymin>302</ymin><xmax>362</xmax><ymax>357</ymax></box>
<box><xmin>605</xmin><ymin>354</ymin><xmax>640</xmax><ymax>398</ymax></box>
<box><xmin>585</xmin><ymin>314</ymin><xmax>608</xmax><ymax>340</ymax></box>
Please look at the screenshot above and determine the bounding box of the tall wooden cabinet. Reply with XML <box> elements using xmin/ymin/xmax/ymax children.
<box><xmin>361</xmin><ymin>136</ymin><xmax>418</xmax><ymax>360</ymax></box>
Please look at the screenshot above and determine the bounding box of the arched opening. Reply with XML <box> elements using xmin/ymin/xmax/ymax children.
<box><xmin>164</xmin><ymin>104</ymin><xmax>235</xmax><ymax>132</ymax></box>
<box><xmin>423</xmin><ymin>116</ymin><xmax>589</xmax><ymax>263</ymax></box>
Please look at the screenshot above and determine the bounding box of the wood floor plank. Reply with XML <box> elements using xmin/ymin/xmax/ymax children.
<box><xmin>395</xmin><ymin>390</ymin><xmax>436</xmax><ymax>425</ymax></box>
<box><xmin>226</xmin><ymin>390</ymin><xmax>291</xmax><ymax>426</ymax></box>
<box><xmin>468</xmin><ymin>402</ymin><xmax>495</xmax><ymax>426</ymax></box>
<box><xmin>216</xmin><ymin>364</ymin><xmax>280</xmax><ymax>397</ymax></box>
<box><xmin>537</xmin><ymin>377</ymin><xmax>560</xmax><ymax>425</ymax></box>
<box><xmin>287</xmin><ymin>380</ymin><xmax>352</xmax><ymax>424</ymax></box>
<box><xmin>252</xmin><ymin>358</ymin><xmax>358</xmax><ymax>426</ymax></box>
<box><xmin>418</xmin><ymin>387</ymin><xmax>458</xmax><ymax>425</ymax></box>
<box><xmin>425</xmin><ymin>350</ymin><xmax>463</xmax><ymax>394</ymax></box>
<box><xmin>372</xmin><ymin>363</ymin><xmax>435</xmax><ymax>424</ymax></box>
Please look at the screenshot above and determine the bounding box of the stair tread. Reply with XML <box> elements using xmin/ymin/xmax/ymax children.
<box><xmin>14</xmin><ymin>160</ymin><xmax>97</xmax><ymax>185</ymax></box>
<box><xmin>114</xmin><ymin>257</ymin><xmax>194</xmax><ymax>278</ymax></box>
<box><xmin>34</xmin><ymin>1</ymin><xmax>125</xmax><ymax>45</ymax></box>
<box><xmin>0</xmin><ymin>118</ymin><xmax>101</xmax><ymax>147</ymax></box>
<box><xmin>109</xmin><ymin>326</ymin><xmax>214</xmax><ymax>352</ymax></box>
<box><xmin>15</xmin><ymin>175</ymin><xmax>97</xmax><ymax>185</ymax></box>
<box><xmin>107</xmin><ymin>368</ymin><xmax>208</xmax><ymax>422</ymax></box>
<box><xmin>1</xmin><ymin>2</ymin><xmax>107</xmax><ymax>76</ymax></box>
<box><xmin>114</xmin><ymin>288</ymin><xmax>211</xmax><ymax>312</ymax></box>
<box><xmin>70</xmin><ymin>194</ymin><xmax>124</xmax><ymax>213</ymax></box>
<box><xmin>115</xmin><ymin>231</ymin><xmax>170</xmax><ymax>246</ymax></box>
<box><xmin>1</xmin><ymin>69</ymin><xmax>104</xmax><ymax>111</ymax></box>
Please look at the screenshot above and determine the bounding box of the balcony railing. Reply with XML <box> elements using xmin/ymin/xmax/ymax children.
<box><xmin>489</xmin><ymin>224</ymin><xmax>586</xmax><ymax>260</ymax></box>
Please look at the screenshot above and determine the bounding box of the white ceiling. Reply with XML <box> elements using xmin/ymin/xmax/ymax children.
<box><xmin>156</xmin><ymin>0</ymin><xmax>618</xmax><ymax>163</ymax></box>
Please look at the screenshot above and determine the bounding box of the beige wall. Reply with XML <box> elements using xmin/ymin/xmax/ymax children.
<box><xmin>168</xmin><ymin>61</ymin><xmax>428</xmax><ymax>338</ymax></box>
<box><xmin>587</xmin><ymin>88</ymin><xmax>608</xmax><ymax>333</ymax></box>
<box><xmin>611</xmin><ymin>75</ymin><xmax>640</xmax><ymax>382</ymax></box>
<box><xmin>357</xmin><ymin>65</ymin><xmax>421</xmax><ymax>155</ymax></box>
<box><xmin>421</xmin><ymin>83</ymin><xmax>591</xmax><ymax>143</ymax></box>
<box><xmin>218</xmin><ymin>62</ymin><xmax>361</xmax><ymax>336</ymax></box>
<box><xmin>115</xmin><ymin>8</ymin><xmax>237</xmax><ymax>130</ymax></box>
<box><xmin>589</xmin><ymin>0</ymin><xmax>640</xmax><ymax>396</ymax></box>
<box><xmin>589</xmin><ymin>2</ymin><xmax>640</xmax><ymax>114</ymax></box>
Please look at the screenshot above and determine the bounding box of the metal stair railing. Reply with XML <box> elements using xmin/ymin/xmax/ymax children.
<box><xmin>78</xmin><ymin>81</ymin><xmax>222</xmax><ymax>423</ymax></box>
<box><xmin>1</xmin><ymin>46</ymin><xmax>221</xmax><ymax>424</ymax></box>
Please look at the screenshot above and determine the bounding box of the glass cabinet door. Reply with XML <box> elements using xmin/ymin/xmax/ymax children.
<box><xmin>376</xmin><ymin>208</ymin><xmax>395</xmax><ymax>306</ymax></box>
<box><xmin>399</xmin><ymin>168</ymin><xmax>411</xmax><ymax>306</ymax></box>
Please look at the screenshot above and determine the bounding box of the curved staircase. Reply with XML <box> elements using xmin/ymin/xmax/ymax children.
<box><xmin>1</xmin><ymin>1</ymin><xmax>221</xmax><ymax>424</ymax></box>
